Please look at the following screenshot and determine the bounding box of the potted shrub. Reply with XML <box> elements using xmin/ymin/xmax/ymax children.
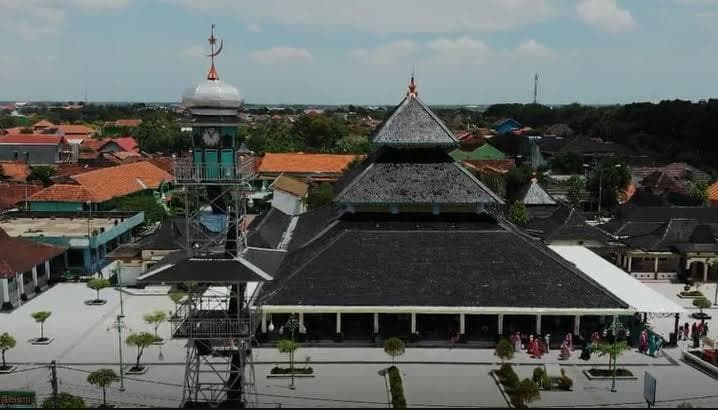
<box><xmin>125</xmin><ymin>332</ymin><xmax>160</xmax><ymax>374</ymax></box>
<box><xmin>496</xmin><ymin>338</ymin><xmax>514</xmax><ymax>363</ymax></box>
<box><xmin>0</xmin><ymin>332</ymin><xmax>17</xmax><ymax>373</ymax></box>
<box><xmin>86</xmin><ymin>278</ymin><xmax>111</xmax><ymax>305</ymax></box>
<box><xmin>31</xmin><ymin>311</ymin><xmax>53</xmax><ymax>344</ymax></box>
<box><xmin>692</xmin><ymin>297</ymin><xmax>712</xmax><ymax>320</ymax></box>
<box><xmin>87</xmin><ymin>368</ymin><xmax>119</xmax><ymax>407</ymax></box>
<box><xmin>512</xmin><ymin>378</ymin><xmax>540</xmax><ymax>408</ymax></box>
<box><xmin>384</xmin><ymin>338</ymin><xmax>406</xmax><ymax>365</ymax></box>
<box><xmin>40</xmin><ymin>392</ymin><xmax>86</xmax><ymax>408</ymax></box>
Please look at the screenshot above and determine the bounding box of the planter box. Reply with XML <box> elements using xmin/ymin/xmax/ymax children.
<box><xmin>582</xmin><ymin>369</ymin><xmax>637</xmax><ymax>380</ymax></box>
<box><xmin>152</xmin><ymin>339</ymin><xmax>166</xmax><ymax>346</ymax></box>
<box><xmin>31</xmin><ymin>338</ymin><xmax>54</xmax><ymax>345</ymax></box>
<box><xmin>677</xmin><ymin>293</ymin><xmax>705</xmax><ymax>299</ymax></box>
<box><xmin>682</xmin><ymin>350</ymin><xmax>718</xmax><ymax>378</ymax></box>
<box><xmin>267</xmin><ymin>374</ymin><xmax>316</xmax><ymax>379</ymax></box>
<box><xmin>126</xmin><ymin>366</ymin><xmax>148</xmax><ymax>375</ymax></box>
<box><xmin>0</xmin><ymin>366</ymin><xmax>18</xmax><ymax>374</ymax></box>
<box><xmin>490</xmin><ymin>370</ymin><xmax>514</xmax><ymax>408</ymax></box>
<box><xmin>84</xmin><ymin>300</ymin><xmax>108</xmax><ymax>306</ymax></box>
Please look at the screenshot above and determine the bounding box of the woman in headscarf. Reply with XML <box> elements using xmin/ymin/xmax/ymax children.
<box><xmin>639</xmin><ymin>330</ymin><xmax>649</xmax><ymax>354</ymax></box>
<box><xmin>648</xmin><ymin>334</ymin><xmax>657</xmax><ymax>357</ymax></box>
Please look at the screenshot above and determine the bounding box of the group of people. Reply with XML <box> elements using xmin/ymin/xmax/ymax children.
<box><xmin>638</xmin><ymin>330</ymin><xmax>664</xmax><ymax>357</ymax></box>
<box><xmin>508</xmin><ymin>330</ymin><xmax>608</xmax><ymax>361</ymax></box>
<box><xmin>679</xmin><ymin>321</ymin><xmax>709</xmax><ymax>348</ymax></box>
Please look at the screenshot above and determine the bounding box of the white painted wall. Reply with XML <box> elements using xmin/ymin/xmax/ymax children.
<box><xmin>271</xmin><ymin>190</ymin><xmax>306</xmax><ymax>216</ymax></box>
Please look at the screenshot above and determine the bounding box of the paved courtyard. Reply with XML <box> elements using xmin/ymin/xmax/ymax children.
<box><xmin>0</xmin><ymin>282</ymin><xmax>717</xmax><ymax>407</ymax></box>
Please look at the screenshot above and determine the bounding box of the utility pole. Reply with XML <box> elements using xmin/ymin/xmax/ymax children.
<box><xmin>50</xmin><ymin>360</ymin><xmax>58</xmax><ymax>407</ymax></box>
<box><xmin>533</xmin><ymin>73</ymin><xmax>539</xmax><ymax>104</ymax></box>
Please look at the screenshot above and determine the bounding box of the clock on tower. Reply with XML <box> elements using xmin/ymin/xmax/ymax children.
<box><xmin>202</xmin><ymin>128</ymin><xmax>220</xmax><ymax>147</ymax></box>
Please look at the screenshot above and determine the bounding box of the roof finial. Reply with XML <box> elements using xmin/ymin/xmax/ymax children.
<box><xmin>207</xmin><ymin>24</ymin><xmax>224</xmax><ymax>81</ymax></box>
<box><xmin>407</xmin><ymin>65</ymin><xmax>418</xmax><ymax>98</ymax></box>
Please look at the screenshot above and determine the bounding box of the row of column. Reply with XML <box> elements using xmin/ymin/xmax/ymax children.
<box><xmin>0</xmin><ymin>261</ymin><xmax>50</xmax><ymax>309</ymax></box>
<box><xmin>261</xmin><ymin>312</ymin><xmax>584</xmax><ymax>336</ymax></box>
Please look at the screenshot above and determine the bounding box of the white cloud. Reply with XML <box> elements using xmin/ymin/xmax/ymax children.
<box><xmin>183</xmin><ymin>46</ymin><xmax>206</xmax><ymax>58</ymax></box>
<box><xmin>168</xmin><ymin>0</ymin><xmax>554</xmax><ymax>34</ymax></box>
<box><xmin>0</xmin><ymin>0</ymin><xmax>131</xmax><ymax>38</ymax></box>
<box><xmin>426</xmin><ymin>36</ymin><xmax>490</xmax><ymax>55</ymax></box>
<box><xmin>248</xmin><ymin>23</ymin><xmax>262</xmax><ymax>32</ymax></box>
<box><xmin>349</xmin><ymin>40</ymin><xmax>418</xmax><ymax>66</ymax></box>
<box><xmin>577</xmin><ymin>0</ymin><xmax>635</xmax><ymax>33</ymax></box>
<box><xmin>514</xmin><ymin>39</ymin><xmax>553</xmax><ymax>59</ymax></box>
<box><xmin>248</xmin><ymin>47</ymin><xmax>313</xmax><ymax>64</ymax></box>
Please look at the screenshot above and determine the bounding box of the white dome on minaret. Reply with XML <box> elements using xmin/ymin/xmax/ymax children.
<box><xmin>181</xmin><ymin>25</ymin><xmax>242</xmax><ymax>109</ymax></box>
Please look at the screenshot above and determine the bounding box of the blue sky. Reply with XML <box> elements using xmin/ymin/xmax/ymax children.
<box><xmin>1</xmin><ymin>0</ymin><xmax>718</xmax><ymax>105</ymax></box>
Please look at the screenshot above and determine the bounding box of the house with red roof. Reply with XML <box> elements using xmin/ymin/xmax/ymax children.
<box><xmin>0</xmin><ymin>183</ymin><xmax>42</xmax><ymax>211</ymax></box>
<box><xmin>0</xmin><ymin>227</ymin><xmax>66</xmax><ymax>310</ymax></box>
<box><xmin>0</xmin><ymin>134</ymin><xmax>75</xmax><ymax>164</ymax></box>
<box><xmin>257</xmin><ymin>152</ymin><xmax>362</xmax><ymax>182</ymax></box>
<box><xmin>28</xmin><ymin>161</ymin><xmax>173</xmax><ymax>212</ymax></box>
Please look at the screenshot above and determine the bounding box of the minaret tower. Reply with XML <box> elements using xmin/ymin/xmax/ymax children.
<box><xmin>173</xmin><ymin>25</ymin><xmax>259</xmax><ymax>408</ymax></box>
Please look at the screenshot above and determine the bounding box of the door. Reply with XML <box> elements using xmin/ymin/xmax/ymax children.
<box><xmin>205</xmin><ymin>149</ymin><xmax>219</xmax><ymax>180</ymax></box>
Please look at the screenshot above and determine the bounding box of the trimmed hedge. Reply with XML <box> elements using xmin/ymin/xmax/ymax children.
<box><xmin>496</xmin><ymin>364</ymin><xmax>519</xmax><ymax>391</ymax></box>
<box><xmin>270</xmin><ymin>366</ymin><xmax>313</xmax><ymax>375</ymax></box>
<box><xmin>532</xmin><ymin>367</ymin><xmax>545</xmax><ymax>384</ymax></box>
<box><xmin>387</xmin><ymin>366</ymin><xmax>407</xmax><ymax>408</ymax></box>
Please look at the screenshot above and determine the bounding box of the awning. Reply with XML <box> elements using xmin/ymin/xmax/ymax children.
<box><xmin>550</xmin><ymin>245</ymin><xmax>685</xmax><ymax>314</ymax></box>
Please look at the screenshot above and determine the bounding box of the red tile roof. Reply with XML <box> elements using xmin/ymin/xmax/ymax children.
<box><xmin>0</xmin><ymin>161</ymin><xmax>30</xmax><ymax>182</ymax></box>
<box><xmin>58</xmin><ymin>124</ymin><xmax>95</xmax><ymax>135</ymax></box>
<box><xmin>114</xmin><ymin>119</ymin><xmax>142</xmax><ymax>127</ymax></box>
<box><xmin>271</xmin><ymin>174</ymin><xmax>309</xmax><ymax>197</ymax></box>
<box><xmin>709</xmin><ymin>181</ymin><xmax>718</xmax><ymax>206</ymax></box>
<box><xmin>0</xmin><ymin>134</ymin><xmax>66</xmax><ymax>145</ymax></box>
<box><xmin>81</xmin><ymin>138</ymin><xmax>110</xmax><ymax>152</ymax></box>
<box><xmin>29</xmin><ymin>184</ymin><xmax>97</xmax><ymax>202</ymax></box>
<box><xmin>0</xmin><ymin>183</ymin><xmax>43</xmax><ymax>210</ymax></box>
<box><xmin>70</xmin><ymin>161</ymin><xmax>173</xmax><ymax>202</ymax></box>
<box><xmin>463</xmin><ymin>159</ymin><xmax>516</xmax><ymax>174</ymax></box>
<box><xmin>54</xmin><ymin>163</ymin><xmax>106</xmax><ymax>178</ymax></box>
<box><xmin>33</xmin><ymin>120</ymin><xmax>56</xmax><ymax>128</ymax></box>
<box><xmin>257</xmin><ymin>153</ymin><xmax>361</xmax><ymax>174</ymax></box>
<box><xmin>0</xmin><ymin>228</ymin><xmax>66</xmax><ymax>278</ymax></box>
<box><xmin>112</xmin><ymin>137</ymin><xmax>139</xmax><ymax>152</ymax></box>
<box><xmin>147</xmin><ymin>157</ymin><xmax>174</xmax><ymax>175</ymax></box>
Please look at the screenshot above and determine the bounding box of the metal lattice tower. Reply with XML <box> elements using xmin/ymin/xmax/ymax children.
<box><xmin>170</xmin><ymin>24</ymin><xmax>260</xmax><ymax>408</ymax></box>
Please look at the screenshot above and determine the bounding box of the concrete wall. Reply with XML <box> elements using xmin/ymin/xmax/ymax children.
<box><xmin>0</xmin><ymin>144</ymin><xmax>60</xmax><ymax>165</ymax></box>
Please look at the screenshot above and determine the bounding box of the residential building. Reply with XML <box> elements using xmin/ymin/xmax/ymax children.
<box><xmin>27</xmin><ymin>161</ymin><xmax>173</xmax><ymax>211</ymax></box>
<box><xmin>516</xmin><ymin>177</ymin><xmax>558</xmax><ymax>219</ymax></box>
<box><xmin>0</xmin><ymin>134</ymin><xmax>75</xmax><ymax>164</ymax></box>
<box><xmin>269</xmin><ymin>174</ymin><xmax>308</xmax><ymax>216</ymax></box>
<box><xmin>526</xmin><ymin>204</ymin><xmax>615</xmax><ymax>247</ymax></box>
<box><xmin>256</xmin><ymin>152</ymin><xmax>361</xmax><ymax>183</ymax></box>
<box><xmin>601</xmin><ymin>206</ymin><xmax>718</xmax><ymax>282</ymax></box>
<box><xmin>449</xmin><ymin>143</ymin><xmax>506</xmax><ymax>161</ymax></box>
<box><xmin>492</xmin><ymin>118</ymin><xmax>522</xmax><ymax>135</ymax></box>
<box><xmin>0</xmin><ymin>228</ymin><xmax>66</xmax><ymax>310</ymax></box>
<box><xmin>0</xmin><ymin>183</ymin><xmax>43</xmax><ymax>211</ymax></box>
<box><xmin>0</xmin><ymin>210</ymin><xmax>144</xmax><ymax>275</ymax></box>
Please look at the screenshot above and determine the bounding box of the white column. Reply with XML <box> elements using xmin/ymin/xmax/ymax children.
<box><xmin>497</xmin><ymin>314</ymin><xmax>504</xmax><ymax>335</ymax></box>
<box><xmin>261</xmin><ymin>312</ymin><xmax>267</xmax><ymax>333</ymax></box>
<box><xmin>17</xmin><ymin>273</ymin><xmax>24</xmax><ymax>296</ymax></box>
<box><xmin>627</xmin><ymin>256</ymin><xmax>632</xmax><ymax>273</ymax></box>
<box><xmin>654</xmin><ymin>257</ymin><xmax>659</xmax><ymax>273</ymax></box>
<box><xmin>298</xmin><ymin>312</ymin><xmax>305</xmax><ymax>334</ymax></box>
<box><xmin>574</xmin><ymin>315</ymin><xmax>581</xmax><ymax>335</ymax></box>
<box><xmin>32</xmin><ymin>266</ymin><xmax>38</xmax><ymax>290</ymax></box>
<box><xmin>536</xmin><ymin>314</ymin><xmax>542</xmax><ymax>335</ymax></box>
<box><xmin>373</xmin><ymin>313</ymin><xmax>379</xmax><ymax>334</ymax></box>
<box><xmin>459</xmin><ymin>313</ymin><xmax>466</xmax><ymax>335</ymax></box>
<box><xmin>704</xmin><ymin>261</ymin><xmax>709</xmax><ymax>283</ymax></box>
<box><xmin>410</xmin><ymin>313</ymin><xmax>417</xmax><ymax>334</ymax></box>
<box><xmin>44</xmin><ymin>260</ymin><xmax>50</xmax><ymax>276</ymax></box>
<box><xmin>336</xmin><ymin>312</ymin><xmax>342</xmax><ymax>334</ymax></box>
<box><xmin>1</xmin><ymin>279</ymin><xmax>9</xmax><ymax>302</ymax></box>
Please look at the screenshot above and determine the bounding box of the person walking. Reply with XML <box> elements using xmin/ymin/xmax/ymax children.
<box><xmin>704</xmin><ymin>322</ymin><xmax>709</xmax><ymax>337</ymax></box>
<box><xmin>684</xmin><ymin>322</ymin><xmax>690</xmax><ymax>341</ymax></box>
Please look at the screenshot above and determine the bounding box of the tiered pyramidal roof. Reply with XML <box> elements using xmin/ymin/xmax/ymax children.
<box><xmin>334</xmin><ymin>78</ymin><xmax>503</xmax><ymax>208</ymax></box>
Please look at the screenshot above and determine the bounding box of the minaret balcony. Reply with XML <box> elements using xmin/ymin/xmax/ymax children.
<box><xmin>174</xmin><ymin>155</ymin><xmax>256</xmax><ymax>184</ymax></box>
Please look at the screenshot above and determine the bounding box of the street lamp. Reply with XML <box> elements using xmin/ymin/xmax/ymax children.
<box><xmin>284</xmin><ymin>314</ymin><xmax>301</xmax><ymax>390</ymax></box>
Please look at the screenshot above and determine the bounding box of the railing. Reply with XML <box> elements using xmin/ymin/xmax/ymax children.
<box><xmin>172</xmin><ymin>318</ymin><xmax>251</xmax><ymax>338</ymax></box>
<box><xmin>174</xmin><ymin>156</ymin><xmax>256</xmax><ymax>183</ymax></box>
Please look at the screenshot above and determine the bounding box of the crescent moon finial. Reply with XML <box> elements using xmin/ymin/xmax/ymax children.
<box><xmin>206</xmin><ymin>25</ymin><xmax>222</xmax><ymax>81</ymax></box>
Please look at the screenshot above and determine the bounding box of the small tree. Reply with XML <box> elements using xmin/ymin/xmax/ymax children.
<box><xmin>384</xmin><ymin>337</ymin><xmax>406</xmax><ymax>365</ymax></box>
<box><xmin>41</xmin><ymin>393</ymin><xmax>86</xmax><ymax>408</ymax></box>
<box><xmin>87</xmin><ymin>278</ymin><xmax>111</xmax><ymax>303</ymax></box>
<box><xmin>277</xmin><ymin>339</ymin><xmax>299</xmax><ymax>373</ymax></box>
<box><xmin>87</xmin><ymin>368</ymin><xmax>119</xmax><ymax>407</ymax></box>
<box><xmin>495</xmin><ymin>338</ymin><xmax>514</xmax><ymax>363</ymax></box>
<box><xmin>512</xmin><ymin>378</ymin><xmax>540</xmax><ymax>408</ymax></box>
<box><xmin>693</xmin><ymin>297</ymin><xmax>712</xmax><ymax>317</ymax></box>
<box><xmin>596</xmin><ymin>340</ymin><xmax>630</xmax><ymax>371</ymax></box>
<box><xmin>125</xmin><ymin>332</ymin><xmax>160</xmax><ymax>371</ymax></box>
<box><xmin>0</xmin><ymin>332</ymin><xmax>17</xmax><ymax>370</ymax></box>
<box><xmin>31</xmin><ymin>311</ymin><xmax>52</xmax><ymax>341</ymax></box>
<box><xmin>509</xmin><ymin>201</ymin><xmax>529</xmax><ymax>227</ymax></box>
<box><xmin>566</xmin><ymin>175</ymin><xmax>584</xmax><ymax>208</ymax></box>
<box><xmin>168</xmin><ymin>291</ymin><xmax>185</xmax><ymax>309</ymax></box>
<box><xmin>143</xmin><ymin>310</ymin><xmax>168</xmax><ymax>341</ymax></box>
